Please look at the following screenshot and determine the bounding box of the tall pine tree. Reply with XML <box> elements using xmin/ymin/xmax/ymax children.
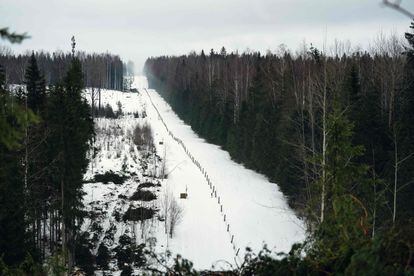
<box><xmin>47</xmin><ymin>55</ymin><xmax>94</xmax><ymax>269</ymax></box>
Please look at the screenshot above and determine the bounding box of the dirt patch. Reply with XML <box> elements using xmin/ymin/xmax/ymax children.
<box><xmin>94</xmin><ymin>171</ymin><xmax>128</xmax><ymax>184</ymax></box>
<box><xmin>122</xmin><ymin>207</ymin><xmax>156</xmax><ymax>221</ymax></box>
<box><xmin>130</xmin><ymin>190</ymin><xmax>157</xmax><ymax>201</ymax></box>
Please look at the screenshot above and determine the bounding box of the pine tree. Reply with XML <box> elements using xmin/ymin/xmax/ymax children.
<box><xmin>47</xmin><ymin>56</ymin><xmax>93</xmax><ymax>269</ymax></box>
<box><xmin>25</xmin><ymin>53</ymin><xmax>46</xmax><ymax>113</ymax></box>
<box><xmin>23</xmin><ymin>54</ymin><xmax>49</xmax><ymax>260</ymax></box>
<box><xmin>0</xmin><ymin>65</ymin><xmax>36</xmax><ymax>266</ymax></box>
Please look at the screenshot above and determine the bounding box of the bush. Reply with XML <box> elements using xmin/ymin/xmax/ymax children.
<box><xmin>94</xmin><ymin>171</ymin><xmax>128</xmax><ymax>184</ymax></box>
<box><xmin>129</xmin><ymin>190</ymin><xmax>157</xmax><ymax>201</ymax></box>
<box><xmin>120</xmin><ymin>265</ymin><xmax>132</xmax><ymax>276</ymax></box>
<box><xmin>114</xmin><ymin>240</ymin><xmax>146</xmax><ymax>272</ymax></box>
<box><xmin>94</xmin><ymin>103</ymin><xmax>119</xmax><ymax>119</ymax></box>
<box><xmin>138</xmin><ymin>182</ymin><xmax>161</xmax><ymax>189</ymax></box>
<box><xmin>133</xmin><ymin>123</ymin><xmax>153</xmax><ymax>149</ymax></box>
<box><xmin>96</xmin><ymin>244</ymin><xmax>110</xmax><ymax>270</ymax></box>
<box><xmin>119</xmin><ymin>235</ymin><xmax>132</xmax><ymax>247</ymax></box>
<box><xmin>122</xmin><ymin>207</ymin><xmax>156</xmax><ymax>221</ymax></box>
<box><xmin>75</xmin><ymin>233</ymin><xmax>95</xmax><ymax>275</ymax></box>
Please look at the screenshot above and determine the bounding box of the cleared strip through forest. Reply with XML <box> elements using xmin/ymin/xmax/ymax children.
<box><xmin>143</xmin><ymin>88</ymin><xmax>242</xmax><ymax>261</ymax></box>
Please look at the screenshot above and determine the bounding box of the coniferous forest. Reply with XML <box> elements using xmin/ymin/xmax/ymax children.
<box><xmin>0</xmin><ymin>51</ymin><xmax>124</xmax><ymax>90</ymax></box>
<box><xmin>144</xmin><ymin>26</ymin><xmax>414</xmax><ymax>274</ymax></box>
<box><xmin>1</xmin><ymin>35</ymin><xmax>94</xmax><ymax>273</ymax></box>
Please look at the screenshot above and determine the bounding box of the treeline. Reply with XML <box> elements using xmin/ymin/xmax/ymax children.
<box><xmin>144</xmin><ymin>27</ymin><xmax>414</xmax><ymax>273</ymax></box>
<box><xmin>0</xmin><ymin>50</ymin><xmax>124</xmax><ymax>90</ymax></box>
<box><xmin>0</xmin><ymin>51</ymin><xmax>94</xmax><ymax>273</ymax></box>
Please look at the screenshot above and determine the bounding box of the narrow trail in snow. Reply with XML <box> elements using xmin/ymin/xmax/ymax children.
<box><xmin>143</xmin><ymin>88</ymin><xmax>242</xmax><ymax>262</ymax></box>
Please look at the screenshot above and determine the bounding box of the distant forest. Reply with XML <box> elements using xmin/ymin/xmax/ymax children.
<box><xmin>145</xmin><ymin>26</ymin><xmax>414</xmax><ymax>272</ymax></box>
<box><xmin>0</xmin><ymin>50</ymin><xmax>124</xmax><ymax>90</ymax></box>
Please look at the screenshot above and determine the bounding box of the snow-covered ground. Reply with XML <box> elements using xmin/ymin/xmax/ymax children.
<box><xmin>81</xmin><ymin>76</ymin><xmax>305</xmax><ymax>273</ymax></box>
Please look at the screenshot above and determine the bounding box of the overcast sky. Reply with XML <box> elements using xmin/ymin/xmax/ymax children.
<box><xmin>1</xmin><ymin>0</ymin><xmax>414</xmax><ymax>72</ymax></box>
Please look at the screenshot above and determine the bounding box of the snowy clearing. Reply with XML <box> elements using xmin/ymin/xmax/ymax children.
<box><xmin>81</xmin><ymin>76</ymin><xmax>305</xmax><ymax>273</ymax></box>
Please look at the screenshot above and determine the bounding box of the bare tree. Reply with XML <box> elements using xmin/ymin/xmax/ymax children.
<box><xmin>160</xmin><ymin>187</ymin><xmax>184</xmax><ymax>239</ymax></box>
<box><xmin>160</xmin><ymin>145</ymin><xmax>167</xmax><ymax>179</ymax></box>
<box><xmin>161</xmin><ymin>187</ymin><xmax>172</xmax><ymax>236</ymax></box>
<box><xmin>133</xmin><ymin>123</ymin><xmax>154</xmax><ymax>151</ymax></box>
<box><xmin>90</xmin><ymin>87</ymin><xmax>99</xmax><ymax>120</ymax></box>
<box><xmin>169</xmin><ymin>198</ymin><xmax>183</xmax><ymax>238</ymax></box>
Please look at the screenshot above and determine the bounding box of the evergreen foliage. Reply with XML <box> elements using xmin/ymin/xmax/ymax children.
<box><xmin>0</xmin><ymin>48</ymin><xmax>94</xmax><ymax>272</ymax></box>
<box><xmin>0</xmin><ymin>51</ymin><xmax>124</xmax><ymax>90</ymax></box>
<box><xmin>25</xmin><ymin>53</ymin><xmax>46</xmax><ymax>113</ymax></box>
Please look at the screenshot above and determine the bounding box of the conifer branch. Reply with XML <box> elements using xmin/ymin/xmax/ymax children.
<box><xmin>382</xmin><ymin>0</ymin><xmax>414</xmax><ymax>18</ymax></box>
<box><xmin>0</xmin><ymin>27</ymin><xmax>29</xmax><ymax>44</ymax></box>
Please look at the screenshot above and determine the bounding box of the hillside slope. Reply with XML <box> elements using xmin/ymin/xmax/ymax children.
<box><xmin>81</xmin><ymin>76</ymin><xmax>305</xmax><ymax>273</ymax></box>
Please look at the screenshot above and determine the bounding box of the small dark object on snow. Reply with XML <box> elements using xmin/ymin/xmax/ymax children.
<box><xmin>180</xmin><ymin>193</ymin><xmax>188</xmax><ymax>199</ymax></box>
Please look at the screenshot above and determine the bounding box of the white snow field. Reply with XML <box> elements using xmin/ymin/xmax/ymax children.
<box><xmin>81</xmin><ymin>76</ymin><xmax>305</xmax><ymax>272</ymax></box>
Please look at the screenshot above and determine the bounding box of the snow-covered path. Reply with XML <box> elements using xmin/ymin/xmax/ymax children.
<box><xmin>134</xmin><ymin>76</ymin><xmax>306</xmax><ymax>266</ymax></box>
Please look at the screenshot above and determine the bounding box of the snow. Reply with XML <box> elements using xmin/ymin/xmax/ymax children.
<box><xmin>81</xmin><ymin>75</ymin><xmax>305</xmax><ymax>273</ymax></box>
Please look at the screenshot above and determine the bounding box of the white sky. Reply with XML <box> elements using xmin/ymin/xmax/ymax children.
<box><xmin>1</xmin><ymin>0</ymin><xmax>414</xmax><ymax>72</ymax></box>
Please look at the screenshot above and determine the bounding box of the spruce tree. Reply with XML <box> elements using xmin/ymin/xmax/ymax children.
<box><xmin>0</xmin><ymin>65</ymin><xmax>35</xmax><ymax>266</ymax></box>
<box><xmin>25</xmin><ymin>53</ymin><xmax>46</xmax><ymax>113</ymax></box>
<box><xmin>47</xmin><ymin>56</ymin><xmax>93</xmax><ymax>269</ymax></box>
<box><xmin>314</xmin><ymin>102</ymin><xmax>370</xmax><ymax>270</ymax></box>
<box><xmin>23</xmin><ymin>54</ymin><xmax>49</xmax><ymax>260</ymax></box>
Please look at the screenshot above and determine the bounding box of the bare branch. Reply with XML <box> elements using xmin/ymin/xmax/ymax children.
<box><xmin>382</xmin><ymin>0</ymin><xmax>414</xmax><ymax>18</ymax></box>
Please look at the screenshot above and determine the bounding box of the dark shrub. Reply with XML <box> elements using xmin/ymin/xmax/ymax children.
<box><xmin>122</xmin><ymin>207</ymin><xmax>156</xmax><ymax>221</ymax></box>
<box><xmin>138</xmin><ymin>182</ymin><xmax>161</xmax><ymax>189</ymax></box>
<box><xmin>96</xmin><ymin>244</ymin><xmax>110</xmax><ymax>270</ymax></box>
<box><xmin>129</xmin><ymin>190</ymin><xmax>157</xmax><ymax>201</ymax></box>
<box><xmin>94</xmin><ymin>171</ymin><xmax>128</xmax><ymax>184</ymax></box>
